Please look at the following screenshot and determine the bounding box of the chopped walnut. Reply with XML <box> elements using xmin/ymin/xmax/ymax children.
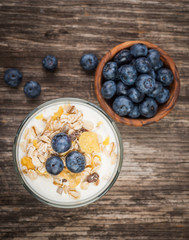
<box><xmin>69</xmin><ymin>128</ymin><xmax>87</xmax><ymax>141</ymax></box>
<box><xmin>57</xmin><ymin>186</ymin><xmax>63</xmax><ymax>195</ymax></box>
<box><xmin>87</xmin><ymin>172</ymin><xmax>99</xmax><ymax>183</ymax></box>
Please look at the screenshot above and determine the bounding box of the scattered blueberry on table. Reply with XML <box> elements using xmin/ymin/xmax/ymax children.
<box><xmin>66</xmin><ymin>151</ymin><xmax>86</xmax><ymax>173</ymax></box>
<box><xmin>4</xmin><ymin>68</ymin><xmax>22</xmax><ymax>87</ymax></box>
<box><xmin>24</xmin><ymin>81</ymin><xmax>41</xmax><ymax>98</ymax></box>
<box><xmin>100</xmin><ymin>43</ymin><xmax>174</xmax><ymax>119</ymax></box>
<box><xmin>42</xmin><ymin>55</ymin><xmax>58</xmax><ymax>71</ymax></box>
<box><xmin>46</xmin><ymin>156</ymin><xmax>64</xmax><ymax>175</ymax></box>
<box><xmin>80</xmin><ymin>53</ymin><xmax>98</xmax><ymax>71</ymax></box>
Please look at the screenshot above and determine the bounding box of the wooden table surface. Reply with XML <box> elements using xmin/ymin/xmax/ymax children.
<box><xmin>0</xmin><ymin>0</ymin><xmax>189</xmax><ymax>239</ymax></box>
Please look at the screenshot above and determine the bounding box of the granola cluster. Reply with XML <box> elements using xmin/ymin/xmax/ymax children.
<box><xmin>20</xmin><ymin>104</ymin><xmax>117</xmax><ymax>199</ymax></box>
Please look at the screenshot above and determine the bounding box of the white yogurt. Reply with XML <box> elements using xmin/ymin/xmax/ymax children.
<box><xmin>16</xmin><ymin>99</ymin><xmax>121</xmax><ymax>205</ymax></box>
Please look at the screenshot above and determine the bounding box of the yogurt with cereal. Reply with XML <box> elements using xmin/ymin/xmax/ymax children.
<box><xmin>15</xmin><ymin>99</ymin><xmax>122</xmax><ymax>207</ymax></box>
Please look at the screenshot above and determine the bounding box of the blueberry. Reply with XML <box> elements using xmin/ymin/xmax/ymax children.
<box><xmin>153</xmin><ymin>60</ymin><xmax>163</xmax><ymax>71</ymax></box>
<box><xmin>135</xmin><ymin>57</ymin><xmax>152</xmax><ymax>74</ymax></box>
<box><xmin>114</xmin><ymin>49</ymin><xmax>132</xmax><ymax>66</ymax></box>
<box><xmin>46</xmin><ymin>156</ymin><xmax>64</xmax><ymax>175</ymax></box>
<box><xmin>103</xmin><ymin>61</ymin><xmax>118</xmax><ymax>80</ymax></box>
<box><xmin>156</xmin><ymin>87</ymin><xmax>170</xmax><ymax>104</ymax></box>
<box><xmin>118</xmin><ymin>65</ymin><xmax>137</xmax><ymax>86</ymax></box>
<box><xmin>4</xmin><ymin>68</ymin><xmax>22</xmax><ymax>87</ymax></box>
<box><xmin>113</xmin><ymin>96</ymin><xmax>134</xmax><ymax>116</ymax></box>
<box><xmin>130</xmin><ymin>59</ymin><xmax>136</xmax><ymax>67</ymax></box>
<box><xmin>130</xmin><ymin>44</ymin><xmax>148</xmax><ymax>58</ymax></box>
<box><xmin>24</xmin><ymin>81</ymin><xmax>41</xmax><ymax>98</ymax></box>
<box><xmin>149</xmin><ymin>69</ymin><xmax>156</xmax><ymax>80</ymax></box>
<box><xmin>51</xmin><ymin>133</ymin><xmax>71</xmax><ymax>153</ymax></box>
<box><xmin>101</xmin><ymin>80</ymin><xmax>116</xmax><ymax>99</ymax></box>
<box><xmin>136</xmin><ymin>74</ymin><xmax>155</xmax><ymax>94</ymax></box>
<box><xmin>66</xmin><ymin>151</ymin><xmax>86</xmax><ymax>173</ymax></box>
<box><xmin>42</xmin><ymin>55</ymin><xmax>57</xmax><ymax>71</ymax></box>
<box><xmin>157</xmin><ymin>68</ymin><xmax>173</xmax><ymax>86</ymax></box>
<box><xmin>139</xmin><ymin>98</ymin><xmax>158</xmax><ymax>118</ymax></box>
<box><xmin>128</xmin><ymin>87</ymin><xmax>144</xmax><ymax>103</ymax></box>
<box><xmin>128</xmin><ymin>105</ymin><xmax>140</xmax><ymax>118</ymax></box>
<box><xmin>147</xmin><ymin>81</ymin><xmax>163</xmax><ymax>98</ymax></box>
<box><xmin>147</xmin><ymin>49</ymin><xmax>160</xmax><ymax>68</ymax></box>
<box><xmin>80</xmin><ymin>53</ymin><xmax>98</xmax><ymax>71</ymax></box>
<box><xmin>116</xmin><ymin>81</ymin><xmax>128</xmax><ymax>96</ymax></box>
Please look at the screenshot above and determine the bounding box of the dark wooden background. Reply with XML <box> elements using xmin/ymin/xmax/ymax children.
<box><xmin>0</xmin><ymin>0</ymin><xmax>189</xmax><ymax>239</ymax></box>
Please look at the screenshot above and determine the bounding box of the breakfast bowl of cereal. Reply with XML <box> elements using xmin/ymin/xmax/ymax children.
<box><xmin>13</xmin><ymin>98</ymin><xmax>123</xmax><ymax>208</ymax></box>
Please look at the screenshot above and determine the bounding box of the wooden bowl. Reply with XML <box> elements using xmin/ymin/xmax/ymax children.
<box><xmin>94</xmin><ymin>41</ymin><xmax>180</xmax><ymax>126</ymax></box>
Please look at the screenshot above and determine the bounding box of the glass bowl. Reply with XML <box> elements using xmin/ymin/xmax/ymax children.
<box><xmin>13</xmin><ymin>98</ymin><xmax>123</xmax><ymax>208</ymax></box>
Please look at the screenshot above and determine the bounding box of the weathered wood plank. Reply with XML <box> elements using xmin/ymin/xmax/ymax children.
<box><xmin>0</xmin><ymin>0</ymin><xmax>189</xmax><ymax>239</ymax></box>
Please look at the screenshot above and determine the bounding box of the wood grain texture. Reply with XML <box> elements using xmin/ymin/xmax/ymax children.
<box><xmin>0</xmin><ymin>0</ymin><xmax>189</xmax><ymax>239</ymax></box>
<box><xmin>95</xmin><ymin>40</ymin><xmax>180</xmax><ymax>126</ymax></box>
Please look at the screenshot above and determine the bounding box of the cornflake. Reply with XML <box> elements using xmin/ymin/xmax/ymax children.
<box><xmin>35</xmin><ymin>114</ymin><xmax>43</xmax><ymax>120</ymax></box>
<box><xmin>79</xmin><ymin>132</ymin><xmax>100</xmax><ymax>154</ymax></box>
<box><xmin>103</xmin><ymin>136</ymin><xmax>110</xmax><ymax>146</ymax></box>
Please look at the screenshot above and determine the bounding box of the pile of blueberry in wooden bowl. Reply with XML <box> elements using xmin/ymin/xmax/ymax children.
<box><xmin>94</xmin><ymin>41</ymin><xmax>180</xmax><ymax>126</ymax></box>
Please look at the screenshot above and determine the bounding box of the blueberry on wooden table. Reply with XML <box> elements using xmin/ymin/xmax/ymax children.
<box><xmin>4</xmin><ymin>68</ymin><xmax>22</xmax><ymax>87</ymax></box>
<box><xmin>80</xmin><ymin>53</ymin><xmax>98</xmax><ymax>71</ymax></box>
<box><xmin>42</xmin><ymin>55</ymin><xmax>58</xmax><ymax>71</ymax></box>
<box><xmin>24</xmin><ymin>81</ymin><xmax>41</xmax><ymax>98</ymax></box>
